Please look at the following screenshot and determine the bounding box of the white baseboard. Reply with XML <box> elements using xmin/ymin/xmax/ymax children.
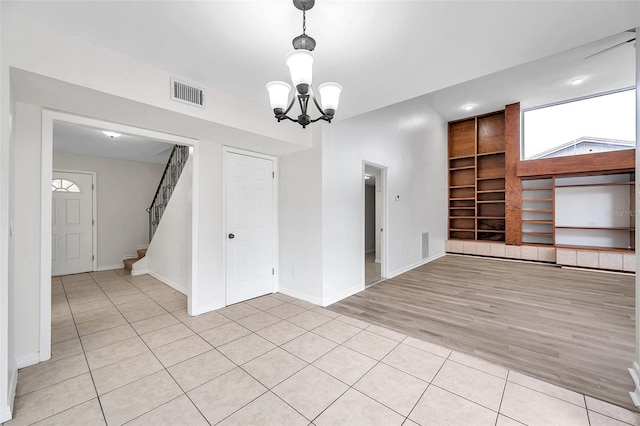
<box><xmin>147</xmin><ymin>271</ymin><xmax>188</xmax><ymax>296</ymax></box>
<box><xmin>365</xmin><ymin>249</ymin><xmax>375</xmax><ymax>254</ymax></box>
<box><xmin>387</xmin><ymin>252</ymin><xmax>446</xmax><ymax>279</ymax></box>
<box><xmin>629</xmin><ymin>362</ymin><xmax>640</xmax><ymax>407</ymax></box>
<box><xmin>131</xmin><ymin>268</ymin><xmax>148</xmax><ymax>277</ymax></box>
<box><xmin>190</xmin><ymin>303</ymin><xmax>223</xmax><ymax>316</ymax></box>
<box><xmin>122</xmin><ymin>255</ymin><xmax>138</xmax><ymax>260</ymax></box>
<box><xmin>278</xmin><ymin>287</ymin><xmax>323</xmax><ymax>306</ymax></box>
<box><xmin>2</xmin><ymin>366</ymin><xmax>18</xmax><ymax>422</ymax></box>
<box><xmin>0</xmin><ymin>405</ymin><xmax>12</xmax><ymax>423</ymax></box>
<box><xmin>322</xmin><ymin>283</ymin><xmax>364</xmax><ymax>307</ymax></box>
<box><xmin>96</xmin><ymin>264</ymin><xmax>123</xmax><ymax>272</ymax></box>
<box><xmin>137</xmin><ymin>244</ymin><xmax>149</xmax><ymax>250</ymax></box>
<box><xmin>16</xmin><ymin>353</ymin><xmax>40</xmax><ymax>369</ymax></box>
<box><xmin>375</xmin><ymin>258</ymin><xmax>381</xmax><ymax>264</ymax></box>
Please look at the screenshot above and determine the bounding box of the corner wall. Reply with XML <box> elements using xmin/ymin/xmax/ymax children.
<box><xmin>321</xmin><ymin>98</ymin><xmax>448</xmax><ymax>305</ymax></box>
<box><xmin>53</xmin><ymin>152</ymin><xmax>165</xmax><ymax>270</ymax></box>
<box><xmin>278</xmin><ymin>126</ymin><xmax>324</xmax><ymax>304</ymax></box>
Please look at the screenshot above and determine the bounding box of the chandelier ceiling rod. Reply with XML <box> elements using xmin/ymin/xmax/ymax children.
<box><xmin>266</xmin><ymin>0</ymin><xmax>342</xmax><ymax>129</ymax></box>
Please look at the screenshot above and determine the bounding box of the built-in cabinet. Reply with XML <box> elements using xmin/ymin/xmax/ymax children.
<box><xmin>448</xmin><ymin>106</ymin><xmax>635</xmax><ymax>272</ymax></box>
<box><xmin>449</xmin><ymin>111</ymin><xmax>506</xmax><ymax>242</ymax></box>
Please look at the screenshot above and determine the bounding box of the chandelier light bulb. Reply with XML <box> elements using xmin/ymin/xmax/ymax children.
<box><xmin>266</xmin><ymin>81</ymin><xmax>292</xmax><ymax>110</ymax></box>
<box><xmin>286</xmin><ymin>50</ymin><xmax>314</xmax><ymax>93</ymax></box>
<box><xmin>318</xmin><ymin>82</ymin><xmax>343</xmax><ymax>114</ymax></box>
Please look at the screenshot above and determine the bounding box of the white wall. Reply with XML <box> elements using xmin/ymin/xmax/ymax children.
<box><xmin>138</xmin><ymin>157</ymin><xmax>192</xmax><ymax>294</ymax></box>
<box><xmin>53</xmin><ymin>152</ymin><xmax>165</xmax><ymax>269</ymax></box>
<box><xmin>12</xmin><ymin>102</ymin><xmax>42</xmax><ymax>364</ymax></box>
<box><xmin>321</xmin><ymin>98</ymin><xmax>448</xmax><ymax>305</ymax></box>
<box><xmin>278</xmin><ymin>126</ymin><xmax>324</xmax><ymax>304</ymax></box>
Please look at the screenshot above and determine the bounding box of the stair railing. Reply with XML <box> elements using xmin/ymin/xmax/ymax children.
<box><xmin>147</xmin><ymin>144</ymin><xmax>190</xmax><ymax>242</ymax></box>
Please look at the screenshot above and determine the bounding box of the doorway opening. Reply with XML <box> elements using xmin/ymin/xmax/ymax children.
<box><xmin>364</xmin><ymin>163</ymin><xmax>386</xmax><ymax>287</ymax></box>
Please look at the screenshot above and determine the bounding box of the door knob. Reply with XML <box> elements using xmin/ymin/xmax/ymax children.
<box><xmin>228</xmin><ymin>233</ymin><xmax>235</xmax><ymax>239</ymax></box>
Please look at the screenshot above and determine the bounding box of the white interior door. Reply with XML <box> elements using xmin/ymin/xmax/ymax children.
<box><xmin>52</xmin><ymin>171</ymin><xmax>94</xmax><ymax>276</ymax></box>
<box><xmin>226</xmin><ymin>152</ymin><xmax>275</xmax><ymax>305</ymax></box>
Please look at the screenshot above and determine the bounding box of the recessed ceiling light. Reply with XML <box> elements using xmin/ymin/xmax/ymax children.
<box><xmin>570</xmin><ymin>78</ymin><xmax>584</xmax><ymax>86</ymax></box>
<box><xmin>102</xmin><ymin>131</ymin><xmax>121</xmax><ymax>138</ymax></box>
<box><xmin>463</xmin><ymin>104</ymin><xmax>474</xmax><ymax>111</ymax></box>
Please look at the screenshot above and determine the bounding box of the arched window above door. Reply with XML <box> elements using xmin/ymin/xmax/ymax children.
<box><xmin>51</xmin><ymin>178</ymin><xmax>81</xmax><ymax>193</ymax></box>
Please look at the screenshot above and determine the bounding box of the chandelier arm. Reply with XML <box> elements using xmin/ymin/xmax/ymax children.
<box><xmin>282</xmin><ymin>96</ymin><xmax>296</xmax><ymax>116</ymax></box>
<box><xmin>311</xmin><ymin>95</ymin><xmax>325</xmax><ymax>115</ymax></box>
<box><xmin>310</xmin><ymin>115</ymin><xmax>330</xmax><ymax>123</ymax></box>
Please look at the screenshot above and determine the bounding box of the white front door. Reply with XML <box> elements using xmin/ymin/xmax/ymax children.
<box><xmin>52</xmin><ymin>171</ymin><xmax>94</xmax><ymax>276</ymax></box>
<box><xmin>226</xmin><ymin>152</ymin><xmax>275</xmax><ymax>305</ymax></box>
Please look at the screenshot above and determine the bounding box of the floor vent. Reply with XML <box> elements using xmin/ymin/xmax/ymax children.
<box><xmin>171</xmin><ymin>78</ymin><xmax>205</xmax><ymax>108</ymax></box>
<box><xmin>421</xmin><ymin>231</ymin><xmax>429</xmax><ymax>260</ymax></box>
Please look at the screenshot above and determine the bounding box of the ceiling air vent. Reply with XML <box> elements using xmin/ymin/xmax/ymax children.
<box><xmin>170</xmin><ymin>78</ymin><xmax>205</xmax><ymax>108</ymax></box>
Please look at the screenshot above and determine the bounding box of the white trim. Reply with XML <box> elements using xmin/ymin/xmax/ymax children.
<box><xmin>387</xmin><ymin>252</ymin><xmax>446</xmax><ymax>279</ymax></box>
<box><xmin>362</xmin><ymin>161</ymin><xmax>389</xmax><ymax>284</ymax></box>
<box><xmin>122</xmin><ymin>255</ymin><xmax>139</xmax><ymax>260</ymax></box>
<box><xmin>41</xmin><ymin>110</ymin><xmax>198</xmax><ymax>362</ymax></box>
<box><xmin>137</xmin><ymin>244</ymin><xmax>149</xmax><ymax>250</ymax></box>
<box><xmin>629</xmin><ymin>362</ymin><xmax>640</xmax><ymax>408</ymax></box>
<box><xmin>1</xmin><ymin>366</ymin><xmax>18</xmax><ymax>422</ymax></box>
<box><xmin>278</xmin><ymin>287</ymin><xmax>323</xmax><ymax>306</ymax></box>
<box><xmin>222</xmin><ymin>147</ymin><xmax>279</xmax><ymax>307</ymax></box>
<box><xmin>16</xmin><ymin>353</ymin><xmax>40</xmax><ymax>369</ymax></box>
<box><xmin>0</xmin><ymin>405</ymin><xmax>11</xmax><ymax>423</ymax></box>
<box><xmin>189</xmin><ymin>144</ymin><xmax>199</xmax><ymax>316</ymax></box>
<box><xmin>191</xmin><ymin>303</ymin><xmax>223</xmax><ymax>316</ymax></box>
<box><xmin>146</xmin><ymin>270</ymin><xmax>187</xmax><ymax>295</ymax></box>
<box><xmin>322</xmin><ymin>283</ymin><xmax>363</xmax><ymax>307</ymax></box>
<box><xmin>96</xmin><ymin>264</ymin><xmax>123</xmax><ymax>272</ymax></box>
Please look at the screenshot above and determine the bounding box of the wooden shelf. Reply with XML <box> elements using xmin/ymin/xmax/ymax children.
<box><xmin>449</xmin><ymin>112</ymin><xmax>506</xmax><ymax>242</ymax></box>
<box><xmin>476</xmin><ymin>151</ymin><xmax>505</xmax><ymax>157</ymax></box>
<box><xmin>522</xmin><ymin>220</ymin><xmax>553</xmax><ymax>224</ymax></box>
<box><xmin>555</xmin><ymin>226</ymin><xmax>635</xmax><ymax>231</ymax></box>
<box><xmin>522</xmin><ymin>186</ymin><xmax>553</xmax><ymax>191</ymax></box>
<box><xmin>555</xmin><ymin>244</ymin><xmax>634</xmax><ymax>252</ymax></box>
<box><xmin>477</xmin><ymin>177</ymin><xmax>505</xmax><ymax>181</ymax></box>
<box><xmin>522</xmin><ymin>209</ymin><xmax>553</xmax><ymax>213</ymax></box>
<box><xmin>522</xmin><ymin>231</ymin><xmax>554</xmax><ymax>236</ymax></box>
<box><xmin>556</xmin><ymin>182</ymin><xmax>634</xmax><ymax>189</ymax></box>
<box><xmin>522</xmin><ymin>198</ymin><xmax>553</xmax><ymax>202</ymax></box>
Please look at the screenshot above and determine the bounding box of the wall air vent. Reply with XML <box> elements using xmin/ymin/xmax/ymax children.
<box><xmin>170</xmin><ymin>78</ymin><xmax>205</xmax><ymax>108</ymax></box>
<box><xmin>421</xmin><ymin>231</ymin><xmax>430</xmax><ymax>260</ymax></box>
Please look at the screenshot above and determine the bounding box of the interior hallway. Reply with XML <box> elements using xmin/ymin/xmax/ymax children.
<box><xmin>330</xmin><ymin>254</ymin><xmax>637</xmax><ymax>412</ymax></box>
<box><xmin>5</xmin><ymin>268</ymin><xmax>640</xmax><ymax>425</ymax></box>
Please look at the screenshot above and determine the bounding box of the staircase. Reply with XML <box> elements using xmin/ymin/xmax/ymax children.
<box><xmin>123</xmin><ymin>248</ymin><xmax>147</xmax><ymax>271</ymax></box>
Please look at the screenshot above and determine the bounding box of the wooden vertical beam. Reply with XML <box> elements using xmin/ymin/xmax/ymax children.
<box><xmin>505</xmin><ymin>103</ymin><xmax>522</xmax><ymax>245</ymax></box>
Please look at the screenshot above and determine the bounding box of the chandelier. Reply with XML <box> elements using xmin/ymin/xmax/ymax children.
<box><xmin>266</xmin><ymin>0</ymin><xmax>342</xmax><ymax>129</ymax></box>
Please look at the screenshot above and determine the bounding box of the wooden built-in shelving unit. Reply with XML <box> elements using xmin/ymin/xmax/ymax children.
<box><xmin>449</xmin><ymin>111</ymin><xmax>506</xmax><ymax>242</ymax></box>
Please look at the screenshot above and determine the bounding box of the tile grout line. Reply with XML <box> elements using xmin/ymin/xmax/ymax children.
<box><xmin>495</xmin><ymin>369</ymin><xmax>509</xmax><ymax>425</ymax></box>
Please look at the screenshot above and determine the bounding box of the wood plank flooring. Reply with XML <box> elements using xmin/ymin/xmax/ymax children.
<box><xmin>328</xmin><ymin>254</ymin><xmax>637</xmax><ymax>410</ymax></box>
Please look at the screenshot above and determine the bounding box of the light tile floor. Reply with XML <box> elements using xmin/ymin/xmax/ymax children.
<box><xmin>5</xmin><ymin>269</ymin><xmax>640</xmax><ymax>425</ymax></box>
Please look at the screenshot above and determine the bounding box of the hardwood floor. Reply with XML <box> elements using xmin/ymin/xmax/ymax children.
<box><xmin>328</xmin><ymin>254</ymin><xmax>637</xmax><ymax>410</ymax></box>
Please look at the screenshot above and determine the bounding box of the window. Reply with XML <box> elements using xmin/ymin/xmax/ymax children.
<box><xmin>522</xmin><ymin>89</ymin><xmax>636</xmax><ymax>160</ymax></box>
<box><xmin>51</xmin><ymin>178</ymin><xmax>81</xmax><ymax>193</ymax></box>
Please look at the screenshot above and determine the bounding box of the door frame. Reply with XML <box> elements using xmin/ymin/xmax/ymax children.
<box><xmin>362</xmin><ymin>161</ymin><xmax>388</xmax><ymax>285</ymax></box>
<box><xmin>52</xmin><ymin>169</ymin><xmax>98</xmax><ymax>274</ymax></box>
<box><xmin>222</xmin><ymin>146</ymin><xmax>279</xmax><ymax>306</ymax></box>
<box><xmin>41</xmin><ymin>110</ymin><xmax>199</xmax><ymax>362</ymax></box>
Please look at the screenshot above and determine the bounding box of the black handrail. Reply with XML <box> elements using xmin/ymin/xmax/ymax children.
<box><xmin>147</xmin><ymin>144</ymin><xmax>189</xmax><ymax>242</ymax></box>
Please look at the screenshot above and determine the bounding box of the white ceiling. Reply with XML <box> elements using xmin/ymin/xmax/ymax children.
<box><xmin>53</xmin><ymin>122</ymin><xmax>174</xmax><ymax>164</ymax></box>
<box><xmin>5</xmin><ymin>1</ymin><xmax>640</xmax><ymax>121</ymax></box>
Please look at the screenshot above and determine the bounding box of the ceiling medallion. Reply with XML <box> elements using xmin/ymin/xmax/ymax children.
<box><xmin>266</xmin><ymin>0</ymin><xmax>342</xmax><ymax>129</ymax></box>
